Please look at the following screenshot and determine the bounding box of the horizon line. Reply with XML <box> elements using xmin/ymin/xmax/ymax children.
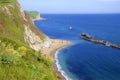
<box><xmin>40</xmin><ymin>13</ymin><xmax>120</xmax><ymax>15</ymax></box>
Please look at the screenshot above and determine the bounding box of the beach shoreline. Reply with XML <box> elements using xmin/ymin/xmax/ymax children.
<box><xmin>42</xmin><ymin>38</ymin><xmax>72</xmax><ymax>80</ymax></box>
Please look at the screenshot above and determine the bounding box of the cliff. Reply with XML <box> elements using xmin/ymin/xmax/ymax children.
<box><xmin>0</xmin><ymin>0</ymin><xmax>59</xmax><ymax>80</ymax></box>
<box><xmin>0</xmin><ymin>0</ymin><xmax>50</xmax><ymax>51</ymax></box>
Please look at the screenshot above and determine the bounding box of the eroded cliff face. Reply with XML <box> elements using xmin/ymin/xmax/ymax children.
<box><xmin>24</xmin><ymin>25</ymin><xmax>51</xmax><ymax>51</ymax></box>
<box><xmin>0</xmin><ymin>0</ymin><xmax>51</xmax><ymax>52</ymax></box>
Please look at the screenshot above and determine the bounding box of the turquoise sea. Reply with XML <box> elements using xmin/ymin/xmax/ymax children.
<box><xmin>35</xmin><ymin>14</ymin><xmax>120</xmax><ymax>80</ymax></box>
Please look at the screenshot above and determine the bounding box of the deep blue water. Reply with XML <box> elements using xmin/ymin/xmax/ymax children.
<box><xmin>35</xmin><ymin>14</ymin><xmax>120</xmax><ymax>80</ymax></box>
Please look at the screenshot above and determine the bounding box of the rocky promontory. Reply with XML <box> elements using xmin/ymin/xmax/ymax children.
<box><xmin>80</xmin><ymin>33</ymin><xmax>120</xmax><ymax>49</ymax></box>
<box><xmin>26</xmin><ymin>11</ymin><xmax>46</xmax><ymax>21</ymax></box>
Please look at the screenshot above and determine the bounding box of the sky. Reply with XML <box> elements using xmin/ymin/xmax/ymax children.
<box><xmin>19</xmin><ymin>0</ymin><xmax>120</xmax><ymax>14</ymax></box>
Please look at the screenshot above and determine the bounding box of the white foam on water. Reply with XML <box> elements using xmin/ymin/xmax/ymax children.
<box><xmin>54</xmin><ymin>47</ymin><xmax>73</xmax><ymax>80</ymax></box>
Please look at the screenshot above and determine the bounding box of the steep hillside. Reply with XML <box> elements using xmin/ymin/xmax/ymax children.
<box><xmin>0</xmin><ymin>37</ymin><xmax>58</xmax><ymax>80</ymax></box>
<box><xmin>0</xmin><ymin>0</ymin><xmax>24</xmax><ymax>41</ymax></box>
<box><xmin>0</xmin><ymin>0</ymin><xmax>59</xmax><ymax>80</ymax></box>
<box><xmin>0</xmin><ymin>0</ymin><xmax>51</xmax><ymax>51</ymax></box>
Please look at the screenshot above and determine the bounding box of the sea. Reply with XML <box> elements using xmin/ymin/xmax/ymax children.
<box><xmin>34</xmin><ymin>14</ymin><xmax>120</xmax><ymax>80</ymax></box>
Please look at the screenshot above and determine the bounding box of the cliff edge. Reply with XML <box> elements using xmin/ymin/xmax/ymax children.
<box><xmin>0</xmin><ymin>0</ymin><xmax>51</xmax><ymax>51</ymax></box>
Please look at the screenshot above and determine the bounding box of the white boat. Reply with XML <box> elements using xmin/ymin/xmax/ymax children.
<box><xmin>69</xmin><ymin>26</ymin><xmax>73</xmax><ymax>30</ymax></box>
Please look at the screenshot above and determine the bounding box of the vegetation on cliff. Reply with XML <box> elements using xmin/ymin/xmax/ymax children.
<box><xmin>0</xmin><ymin>0</ymin><xmax>45</xmax><ymax>43</ymax></box>
<box><xmin>0</xmin><ymin>0</ymin><xmax>59</xmax><ymax>80</ymax></box>
<box><xmin>26</xmin><ymin>11</ymin><xmax>40</xmax><ymax>19</ymax></box>
<box><xmin>0</xmin><ymin>0</ymin><xmax>14</xmax><ymax>4</ymax></box>
<box><xmin>0</xmin><ymin>37</ymin><xmax>58</xmax><ymax>80</ymax></box>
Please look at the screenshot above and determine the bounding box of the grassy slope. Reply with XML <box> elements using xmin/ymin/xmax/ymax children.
<box><xmin>0</xmin><ymin>0</ymin><xmax>45</xmax><ymax>42</ymax></box>
<box><xmin>0</xmin><ymin>37</ymin><xmax>58</xmax><ymax>80</ymax></box>
<box><xmin>0</xmin><ymin>0</ymin><xmax>24</xmax><ymax>42</ymax></box>
<box><xmin>0</xmin><ymin>0</ymin><xmax>14</xmax><ymax>5</ymax></box>
<box><xmin>0</xmin><ymin>0</ymin><xmax>59</xmax><ymax>80</ymax></box>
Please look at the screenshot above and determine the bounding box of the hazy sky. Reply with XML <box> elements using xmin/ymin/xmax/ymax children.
<box><xmin>19</xmin><ymin>0</ymin><xmax>120</xmax><ymax>14</ymax></box>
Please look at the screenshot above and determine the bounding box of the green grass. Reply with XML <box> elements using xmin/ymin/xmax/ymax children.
<box><xmin>0</xmin><ymin>2</ymin><xmax>25</xmax><ymax>42</ymax></box>
<box><xmin>0</xmin><ymin>37</ymin><xmax>59</xmax><ymax>80</ymax></box>
<box><xmin>26</xmin><ymin>11</ymin><xmax>39</xmax><ymax>19</ymax></box>
<box><xmin>0</xmin><ymin>0</ymin><xmax>60</xmax><ymax>79</ymax></box>
<box><xmin>0</xmin><ymin>0</ymin><xmax>15</xmax><ymax>5</ymax></box>
<box><xmin>0</xmin><ymin>1</ymin><xmax>45</xmax><ymax>43</ymax></box>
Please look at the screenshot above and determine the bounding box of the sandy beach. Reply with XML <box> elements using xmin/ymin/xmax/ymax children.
<box><xmin>42</xmin><ymin>39</ymin><xmax>72</xmax><ymax>57</ymax></box>
<box><xmin>42</xmin><ymin>38</ymin><xmax>72</xmax><ymax>80</ymax></box>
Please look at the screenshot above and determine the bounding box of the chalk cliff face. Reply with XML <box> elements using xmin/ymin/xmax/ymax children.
<box><xmin>0</xmin><ymin>0</ymin><xmax>51</xmax><ymax>51</ymax></box>
<box><xmin>24</xmin><ymin>25</ymin><xmax>51</xmax><ymax>51</ymax></box>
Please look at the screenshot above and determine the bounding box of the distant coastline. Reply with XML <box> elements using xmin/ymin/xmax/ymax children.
<box><xmin>26</xmin><ymin>11</ymin><xmax>46</xmax><ymax>21</ymax></box>
<box><xmin>32</xmin><ymin>14</ymin><xmax>46</xmax><ymax>21</ymax></box>
<box><xmin>32</xmin><ymin>13</ymin><xmax>46</xmax><ymax>21</ymax></box>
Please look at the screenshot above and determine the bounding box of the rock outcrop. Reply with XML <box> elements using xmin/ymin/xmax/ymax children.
<box><xmin>24</xmin><ymin>25</ymin><xmax>51</xmax><ymax>51</ymax></box>
<box><xmin>26</xmin><ymin>11</ymin><xmax>46</xmax><ymax>21</ymax></box>
<box><xmin>80</xmin><ymin>33</ymin><xmax>120</xmax><ymax>49</ymax></box>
